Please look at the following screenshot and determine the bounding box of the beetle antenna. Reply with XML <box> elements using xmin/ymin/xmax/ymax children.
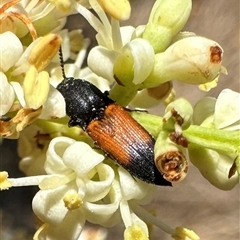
<box><xmin>59</xmin><ymin>46</ymin><xmax>66</xmax><ymax>79</ymax></box>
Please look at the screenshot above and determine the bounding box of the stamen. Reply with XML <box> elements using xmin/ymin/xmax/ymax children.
<box><xmin>111</xmin><ymin>18</ymin><xmax>123</xmax><ymax>50</ymax></box>
<box><xmin>63</xmin><ymin>190</ymin><xmax>83</xmax><ymax>210</ymax></box>
<box><xmin>130</xmin><ymin>203</ymin><xmax>174</xmax><ymax>235</ymax></box>
<box><xmin>39</xmin><ymin>172</ymin><xmax>76</xmax><ymax>190</ymax></box>
<box><xmin>75</xmin><ymin>0</ymin><xmax>112</xmax><ymax>48</ymax></box>
<box><xmin>120</xmin><ymin>200</ymin><xmax>133</xmax><ymax>228</ymax></box>
<box><xmin>0</xmin><ymin>171</ymin><xmax>12</xmax><ymax>190</ymax></box>
<box><xmin>9</xmin><ymin>175</ymin><xmax>48</xmax><ymax>187</ymax></box>
<box><xmin>0</xmin><ymin>0</ymin><xmax>21</xmax><ymax>13</ymax></box>
<box><xmin>0</xmin><ymin>0</ymin><xmax>37</xmax><ymax>40</ymax></box>
<box><xmin>74</xmin><ymin>38</ymin><xmax>91</xmax><ymax>69</ymax></box>
<box><xmin>75</xmin><ymin>2</ymin><xmax>104</xmax><ymax>33</ymax></box>
<box><xmin>10</xmin><ymin>12</ymin><xmax>37</xmax><ymax>39</ymax></box>
<box><xmin>33</xmin><ymin>223</ymin><xmax>49</xmax><ymax>240</ymax></box>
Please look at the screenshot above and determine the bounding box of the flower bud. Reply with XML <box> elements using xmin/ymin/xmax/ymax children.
<box><xmin>189</xmin><ymin>144</ymin><xmax>238</xmax><ymax>190</ymax></box>
<box><xmin>143</xmin><ymin>0</ymin><xmax>192</xmax><ymax>53</ymax></box>
<box><xmin>144</xmin><ymin>36</ymin><xmax>226</xmax><ymax>88</ymax></box>
<box><xmin>97</xmin><ymin>0</ymin><xmax>131</xmax><ymax>21</ymax></box>
<box><xmin>154</xmin><ymin>131</ymin><xmax>188</xmax><ymax>182</ymax></box>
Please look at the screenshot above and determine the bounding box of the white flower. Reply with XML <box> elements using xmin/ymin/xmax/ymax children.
<box><xmin>187</xmin><ymin>89</ymin><xmax>240</xmax><ymax>190</ymax></box>
<box><xmin>0</xmin><ymin>133</ymin><xmax>197</xmax><ymax>239</ymax></box>
<box><xmin>193</xmin><ymin>89</ymin><xmax>240</xmax><ymax>130</ymax></box>
<box><xmin>75</xmin><ymin>0</ymin><xmax>155</xmax><ymax>86</ymax></box>
<box><xmin>0</xmin><ymin>32</ymin><xmax>65</xmax><ymax>138</ymax></box>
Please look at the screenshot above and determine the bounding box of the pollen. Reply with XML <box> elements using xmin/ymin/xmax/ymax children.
<box><xmin>23</xmin><ymin>65</ymin><xmax>50</xmax><ymax>109</ymax></box>
<box><xmin>63</xmin><ymin>191</ymin><xmax>83</xmax><ymax>210</ymax></box>
<box><xmin>0</xmin><ymin>171</ymin><xmax>12</xmax><ymax>190</ymax></box>
<box><xmin>124</xmin><ymin>224</ymin><xmax>148</xmax><ymax>240</ymax></box>
<box><xmin>97</xmin><ymin>0</ymin><xmax>131</xmax><ymax>20</ymax></box>
<box><xmin>28</xmin><ymin>33</ymin><xmax>62</xmax><ymax>71</ymax></box>
<box><xmin>48</xmin><ymin>0</ymin><xmax>72</xmax><ymax>12</ymax></box>
<box><xmin>172</xmin><ymin>227</ymin><xmax>200</xmax><ymax>240</ymax></box>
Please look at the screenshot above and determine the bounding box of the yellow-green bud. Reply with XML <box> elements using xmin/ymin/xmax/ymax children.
<box><xmin>28</xmin><ymin>33</ymin><xmax>62</xmax><ymax>71</ymax></box>
<box><xmin>143</xmin><ymin>0</ymin><xmax>192</xmax><ymax>53</ymax></box>
<box><xmin>143</xmin><ymin>36</ymin><xmax>226</xmax><ymax>88</ymax></box>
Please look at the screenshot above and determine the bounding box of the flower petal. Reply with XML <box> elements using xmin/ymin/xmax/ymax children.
<box><xmin>45</xmin><ymin>137</ymin><xmax>76</xmax><ymax>174</ymax></box>
<box><xmin>124</xmin><ymin>38</ymin><xmax>155</xmax><ymax>85</ymax></box>
<box><xmin>39</xmin><ymin>85</ymin><xmax>66</xmax><ymax>119</ymax></box>
<box><xmin>84</xmin><ymin>163</ymin><xmax>115</xmax><ymax>202</ymax></box>
<box><xmin>10</xmin><ymin>81</ymin><xmax>26</xmax><ymax>107</ymax></box>
<box><xmin>0</xmin><ymin>32</ymin><xmax>23</xmax><ymax>72</ymax></box>
<box><xmin>118</xmin><ymin>167</ymin><xmax>154</xmax><ymax>201</ymax></box>
<box><xmin>87</xmin><ymin>46</ymin><xmax>119</xmax><ymax>84</ymax></box>
<box><xmin>33</xmin><ymin>184</ymin><xmax>71</xmax><ymax>225</ymax></box>
<box><xmin>38</xmin><ymin>213</ymin><xmax>85</xmax><ymax>240</ymax></box>
<box><xmin>0</xmin><ymin>72</ymin><xmax>15</xmax><ymax>115</ymax></box>
<box><xmin>84</xmin><ymin>200</ymin><xmax>120</xmax><ymax>226</ymax></box>
<box><xmin>84</xmin><ymin>178</ymin><xmax>122</xmax><ymax>227</ymax></box>
<box><xmin>192</xmin><ymin>97</ymin><xmax>216</xmax><ymax>125</ymax></box>
<box><xmin>214</xmin><ymin>89</ymin><xmax>240</xmax><ymax>130</ymax></box>
<box><xmin>63</xmin><ymin>141</ymin><xmax>104</xmax><ymax>176</ymax></box>
<box><xmin>189</xmin><ymin>145</ymin><xmax>238</xmax><ymax>190</ymax></box>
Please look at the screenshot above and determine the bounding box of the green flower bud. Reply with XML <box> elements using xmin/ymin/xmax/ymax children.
<box><xmin>143</xmin><ymin>36</ymin><xmax>227</xmax><ymax>88</ymax></box>
<box><xmin>143</xmin><ymin>0</ymin><xmax>192</xmax><ymax>53</ymax></box>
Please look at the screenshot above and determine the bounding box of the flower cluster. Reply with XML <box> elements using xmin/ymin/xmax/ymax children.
<box><xmin>0</xmin><ymin>0</ymin><xmax>239</xmax><ymax>239</ymax></box>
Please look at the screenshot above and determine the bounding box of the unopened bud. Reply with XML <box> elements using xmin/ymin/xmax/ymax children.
<box><xmin>144</xmin><ymin>36</ymin><xmax>226</xmax><ymax>88</ymax></box>
<box><xmin>143</xmin><ymin>0</ymin><xmax>192</xmax><ymax>53</ymax></box>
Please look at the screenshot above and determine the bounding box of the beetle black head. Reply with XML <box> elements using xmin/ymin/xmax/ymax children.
<box><xmin>57</xmin><ymin>77</ymin><xmax>113</xmax><ymax>130</ymax></box>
